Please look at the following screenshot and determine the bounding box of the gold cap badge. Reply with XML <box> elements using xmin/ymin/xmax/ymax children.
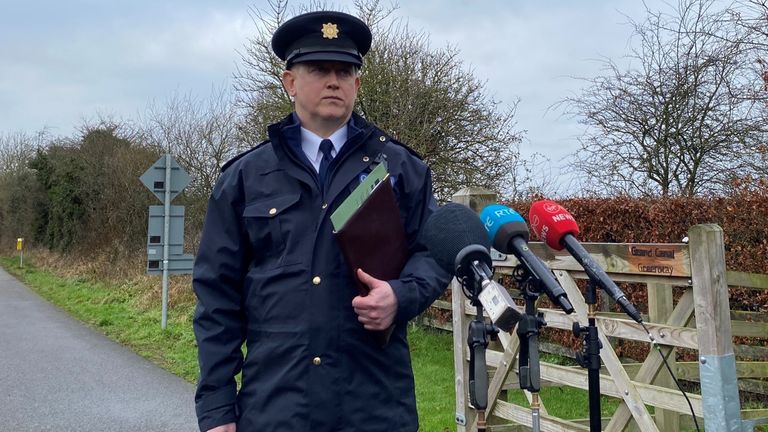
<box><xmin>321</xmin><ymin>22</ymin><xmax>339</xmax><ymax>39</ymax></box>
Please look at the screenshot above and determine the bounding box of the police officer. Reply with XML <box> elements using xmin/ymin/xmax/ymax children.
<box><xmin>193</xmin><ymin>10</ymin><xmax>450</xmax><ymax>432</ymax></box>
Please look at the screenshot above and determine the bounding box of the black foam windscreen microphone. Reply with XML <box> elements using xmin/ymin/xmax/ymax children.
<box><xmin>421</xmin><ymin>203</ymin><xmax>493</xmax><ymax>280</ymax></box>
<box><xmin>422</xmin><ymin>203</ymin><xmax>521</xmax><ymax>332</ymax></box>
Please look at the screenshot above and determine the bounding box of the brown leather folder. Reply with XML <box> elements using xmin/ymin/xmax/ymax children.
<box><xmin>334</xmin><ymin>175</ymin><xmax>409</xmax><ymax>346</ymax></box>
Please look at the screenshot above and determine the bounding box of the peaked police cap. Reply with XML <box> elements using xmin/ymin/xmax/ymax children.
<box><xmin>271</xmin><ymin>11</ymin><xmax>372</xmax><ymax>67</ymax></box>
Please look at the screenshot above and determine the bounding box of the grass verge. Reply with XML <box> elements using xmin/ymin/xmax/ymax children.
<box><xmin>0</xmin><ymin>256</ymin><xmax>458</xmax><ymax>430</ymax></box>
<box><xmin>0</xmin><ymin>256</ymin><xmax>199</xmax><ymax>381</ymax></box>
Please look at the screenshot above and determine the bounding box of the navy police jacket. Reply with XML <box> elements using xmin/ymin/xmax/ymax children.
<box><xmin>193</xmin><ymin>112</ymin><xmax>451</xmax><ymax>431</ymax></box>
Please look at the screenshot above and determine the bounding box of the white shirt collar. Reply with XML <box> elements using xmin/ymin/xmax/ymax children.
<box><xmin>300</xmin><ymin>126</ymin><xmax>348</xmax><ymax>172</ymax></box>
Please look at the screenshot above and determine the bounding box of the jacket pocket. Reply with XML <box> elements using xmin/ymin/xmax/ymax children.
<box><xmin>242</xmin><ymin>193</ymin><xmax>301</xmax><ymax>269</ymax></box>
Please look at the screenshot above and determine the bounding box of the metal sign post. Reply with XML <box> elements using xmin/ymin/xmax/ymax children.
<box><xmin>16</xmin><ymin>238</ymin><xmax>23</xmax><ymax>268</ymax></box>
<box><xmin>140</xmin><ymin>154</ymin><xmax>193</xmax><ymax>330</ymax></box>
<box><xmin>161</xmin><ymin>154</ymin><xmax>172</xmax><ymax>330</ymax></box>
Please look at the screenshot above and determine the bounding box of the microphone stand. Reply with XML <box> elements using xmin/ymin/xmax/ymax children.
<box><xmin>514</xmin><ymin>267</ymin><xmax>547</xmax><ymax>432</ymax></box>
<box><xmin>465</xmin><ymin>262</ymin><xmax>498</xmax><ymax>432</ymax></box>
<box><xmin>572</xmin><ymin>281</ymin><xmax>602</xmax><ymax>432</ymax></box>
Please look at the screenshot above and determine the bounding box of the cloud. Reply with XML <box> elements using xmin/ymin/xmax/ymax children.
<box><xmin>0</xmin><ymin>1</ymin><xmax>255</xmax><ymax>135</ymax></box>
<box><xmin>118</xmin><ymin>10</ymin><xmax>252</xmax><ymax>71</ymax></box>
<box><xmin>397</xmin><ymin>0</ymin><xmax>660</xmax><ymax>191</ymax></box>
<box><xmin>0</xmin><ymin>0</ymin><xmax>680</xmax><ymax>193</ymax></box>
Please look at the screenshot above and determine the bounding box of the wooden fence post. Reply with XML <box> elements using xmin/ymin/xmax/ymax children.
<box><xmin>451</xmin><ymin>188</ymin><xmax>497</xmax><ymax>432</ymax></box>
<box><xmin>647</xmin><ymin>282</ymin><xmax>679</xmax><ymax>431</ymax></box>
<box><xmin>688</xmin><ymin>224</ymin><xmax>752</xmax><ymax>432</ymax></box>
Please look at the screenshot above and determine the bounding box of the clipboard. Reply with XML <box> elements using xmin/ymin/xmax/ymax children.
<box><xmin>333</xmin><ymin>171</ymin><xmax>409</xmax><ymax>345</ymax></box>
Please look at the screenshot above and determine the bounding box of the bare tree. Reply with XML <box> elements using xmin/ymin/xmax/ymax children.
<box><xmin>137</xmin><ymin>86</ymin><xmax>247</xmax><ymax>250</ymax></box>
<box><xmin>0</xmin><ymin>129</ymin><xmax>48</xmax><ymax>175</ymax></box>
<box><xmin>730</xmin><ymin>0</ymin><xmax>768</xmax><ymax>179</ymax></box>
<box><xmin>560</xmin><ymin>0</ymin><xmax>768</xmax><ymax>196</ymax></box>
<box><xmin>234</xmin><ymin>0</ymin><xmax>295</xmax><ymax>145</ymax></box>
<box><xmin>728</xmin><ymin>0</ymin><xmax>768</xmax><ymax>49</ymax></box>
<box><xmin>234</xmin><ymin>0</ymin><xmax>525</xmax><ymax>201</ymax></box>
<box><xmin>140</xmin><ymin>85</ymin><xmax>247</xmax><ymax>200</ymax></box>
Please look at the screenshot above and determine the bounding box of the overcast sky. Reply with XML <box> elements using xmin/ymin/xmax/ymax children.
<box><xmin>0</xmin><ymin>0</ymin><xmax>671</xmax><ymax>190</ymax></box>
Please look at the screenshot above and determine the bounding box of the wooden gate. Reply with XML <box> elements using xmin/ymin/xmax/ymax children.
<box><xmin>448</xmin><ymin>189</ymin><xmax>766</xmax><ymax>431</ymax></box>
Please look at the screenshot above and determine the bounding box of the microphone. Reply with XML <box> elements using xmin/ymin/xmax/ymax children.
<box><xmin>528</xmin><ymin>200</ymin><xmax>643</xmax><ymax>323</ymax></box>
<box><xmin>479</xmin><ymin>204</ymin><xmax>574</xmax><ymax>314</ymax></box>
<box><xmin>422</xmin><ymin>203</ymin><xmax>523</xmax><ymax>414</ymax></box>
<box><xmin>421</xmin><ymin>203</ymin><xmax>521</xmax><ymax>332</ymax></box>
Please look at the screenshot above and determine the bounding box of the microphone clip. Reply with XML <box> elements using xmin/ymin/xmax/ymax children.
<box><xmin>454</xmin><ymin>244</ymin><xmax>493</xmax><ymax>303</ymax></box>
<box><xmin>512</xmin><ymin>264</ymin><xmax>542</xmax><ymax>301</ymax></box>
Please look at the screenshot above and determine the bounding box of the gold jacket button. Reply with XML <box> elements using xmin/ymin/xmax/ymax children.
<box><xmin>379</xmin><ymin>135</ymin><xmax>386</xmax><ymax>142</ymax></box>
<box><xmin>269</xmin><ymin>208</ymin><xmax>277</xmax><ymax>215</ymax></box>
<box><xmin>312</xmin><ymin>276</ymin><xmax>321</xmax><ymax>285</ymax></box>
<box><xmin>321</xmin><ymin>203</ymin><xmax>328</xmax><ymax>209</ymax></box>
<box><xmin>313</xmin><ymin>357</ymin><xmax>322</xmax><ymax>366</ymax></box>
<box><xmin>362</xmin><ymin>156</ymin><xmax>370</xmax><ymax>162</ymax></box>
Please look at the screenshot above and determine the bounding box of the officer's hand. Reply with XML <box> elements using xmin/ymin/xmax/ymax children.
<box><xmin>207</xmin><ymin>423</ymin><xmax>236</xmax><ymax>432</ymax></box>
<box><xmin>352</xmin><ymin>269</ymin><xmax>398</xmax><ymax>330</ymax></box>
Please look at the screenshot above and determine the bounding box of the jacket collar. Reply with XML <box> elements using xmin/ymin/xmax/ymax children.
<box><xmin>267</xmin><ymin>112</ymin><xmax>382</xmax><ymax>203</ymax></box>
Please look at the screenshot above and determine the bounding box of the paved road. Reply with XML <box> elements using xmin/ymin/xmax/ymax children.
<box><xmin>0</xmin><ymin>267</ymin><xmax>199</xmax><ymax>431</ymax></box>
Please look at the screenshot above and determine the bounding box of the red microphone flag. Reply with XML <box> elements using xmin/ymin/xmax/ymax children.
<box><xmin>528</xmin><ymin>200</ymin><xmax>580</xmax><ymax>251</ymax></box>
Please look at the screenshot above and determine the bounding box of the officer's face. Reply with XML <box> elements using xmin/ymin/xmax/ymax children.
<box><xmin>282</xmin><ymin>61</ymin><xmax>361</xmax><ymax>130</ymax></box>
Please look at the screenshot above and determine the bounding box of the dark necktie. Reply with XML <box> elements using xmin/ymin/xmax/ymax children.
<box><xmin>318</xmin><ymin>139</ymin><xmax>334</xmax><ymax>184</ymax></box>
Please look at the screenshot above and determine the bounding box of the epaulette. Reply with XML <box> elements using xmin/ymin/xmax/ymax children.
<box><xmin>352</xmin><ymin>112</ymin><xmax>424</xmax><ymax>160</ymax></box>
<box><xmin>385</xmin><ymin>135</ymin><xmax>424</xmax><ymax>160</ymax></box>
<box><xmin>221</xmin><ymin>139</ymin><xmax>271</xmax><ymax>172</ymax></box>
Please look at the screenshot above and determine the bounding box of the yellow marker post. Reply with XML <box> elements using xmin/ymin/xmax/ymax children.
<box><xmin>16</xmin><ymin>238</ymin><xmax>23</xmax><ymax>268</ymax></box>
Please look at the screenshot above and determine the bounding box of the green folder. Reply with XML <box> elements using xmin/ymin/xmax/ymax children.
<box><xmin>331</xmin><ymin>162</ymin><xmax>389</xmax><ymax>231</ymax></box>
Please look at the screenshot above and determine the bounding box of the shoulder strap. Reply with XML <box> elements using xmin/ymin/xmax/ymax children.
<box><xmin>221</xmin><ymin>140</ymin><xmax>271</xmax><ymax>172</ymax></box>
